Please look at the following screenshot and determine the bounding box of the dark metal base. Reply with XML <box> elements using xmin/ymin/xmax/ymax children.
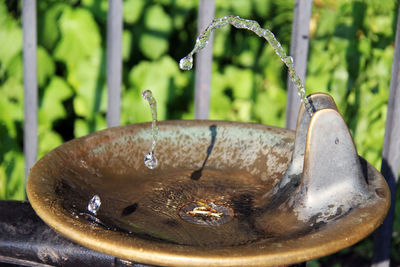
<box><xmin>0</xmin><ymin>201</ymin><xmax>152</xmax><ymax>267</ymax></box>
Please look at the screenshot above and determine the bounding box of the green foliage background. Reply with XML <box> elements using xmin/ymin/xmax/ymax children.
<box><xmin>0</xmin><ymin>0</ymin><xmax>399</xmax><ymax>264</ymax></box>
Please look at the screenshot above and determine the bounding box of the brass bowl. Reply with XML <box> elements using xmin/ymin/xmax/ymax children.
<box><xmin>27</xmin><ymin>120</ymin><xmax>389</xmax><ymax>266</ymax></box>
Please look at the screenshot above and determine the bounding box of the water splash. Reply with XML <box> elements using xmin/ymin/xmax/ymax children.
<box><xmin>179</xmin><ymin>15</ymin><xmax>314</xmax><ymax>117</ymax></box>
<box><xmin>142</xmin><ymin>90</ymin><xmax>158</xmax><ymax>169</ymax></box>
<box><xmin>88</xmin><ymin>194</ymin><xmax>101</xmax><ymax>215</ymax></box>
<box><xmin>179</xmin><ymin>55</ymin><xmax>193</xmax><ymax>70</ymax></box>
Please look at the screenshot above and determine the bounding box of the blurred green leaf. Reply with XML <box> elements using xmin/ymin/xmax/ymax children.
<box><xmin>209</xmin><ymin>70</ymin><xmax>231</xmax><ymax>120</ymax></box>
<box><xmin>232</xmin><ymin>99</ymin><xmax>252</xmax><ymax>121</ymax></box>
<box><xmin>39</xmin><ymin>76</ymin><xmax>73</xmax><ymax>125</ymax></box>
<box><xmin>236</xmin><ymin>50</ymin><xmax>255</xmax><ymax>67</ymax></box>
<box><xmin>0</xmin><ymin>1</ymin><xmax>22</xmax><ymax>77</ymax></box>
<box><xmin>315</xmin><ymin>9</ymin><xmax>336</xmax><ymax>37</ymax></box>
<box><xmin>82</xmin><ymin>0</ymin><xmax>107</xmax><ymax>22</ymax></box>
<box><xmin>175</xmin><ymin>0</ymin><xmax>197</xmax><ymax>9</ymax></box>
<box><xmin>38</xmin><ymin>131</ymin><xmax>63</xmax><ymax>158</ymax></box>
<box><xmin>123</xmin><ymin>0</ymin><xmax>144</xmax><ymax>24</ymax></box>
<box><xmin>6</xmin><ymin>54</ymin><xmax>23</xmax><ymax>82</ymax></box>
<box><xmin>253</xmin><ymin>87</ymin><xmax>286</xmax><ymax>127</ymax></box>
<box><xmin>0</xmin><ymin>78</ymin><xmax>24</xmax><ymax>137</ymax></box>
<box><xmin>0</xmin><ymin>166</ymin><xmax>5</xmax><ymax>199</ymax></box>
<box><xmin>138</xmin><ymin>4</ymin><xmax>172</xmax><ymax>59</ymax></box>
<box><xmin>74</xmin><ymin>119</ymin><xmax>88</xmax><ymax>138</ymax></box>
<box><xmin>225</xmin><ymin>66</ymin><xmax>254</xmax><ymax>99</ymax></box>
<box><xmin>0</xmin><ymin>151</ymin><xmax>25</xmax><ymax>200</ymax></box>
<box><xmin>37</xmin><ymin>46</ymin><xmax>55</xmax><ymax>87</ymax></box>
<box><xmin>213</xmin><ymin>27</ymin><xmax>229</xmax><ymax>58</ymax></box>
<box><xmin>37</xmin><ymin>76</ymin><xmax>72</xmax><ymax>158</ymax></box>
<box><xmin>252</xmin><ymin>0</ymin><xmax>271</xmax><ymax>17</ymax></box>
<box><xmin>39</xmin><ymin>3</ymin><xmax>68</xmax><ymax>51</ymax></box>
<box><xmin>230</xmin><ymin>0</ymin><xmax>252</xmax><ymax>18</ymax></box>
<box><xmin>139</xmin><ymin>33</ymin><xmax>169</xmax><ymax>60</ymax></box>
<box><xmin>369</xmin><ymin>15</ymin><xmax>392</xmax><ymax>36</ymax></box>
<box><xmin>122</xmin><ymin>30</ymin><xmax>133</xmax><ymax>61</ymax></box>
<box><xmin>54</xmin><ymin>8</ymin><xmax>101</xmax><ymax>68</ymax></box>
<box><xmin>153</xmin><ymin>0</ymin><xmax>172</xmax><ymax>5</ymax></box>
<box><xmin>74</xmin><ymin>114</ymin><xmax>106</xmax><ymax>137</ymax></box>
<box><xmin>69</xmin><ymin>47</ymin><xmax>107</xmax><ymax>118</ymax></box>
<box><xmin>145</xmin><ymin>5</ymin><xmax>172</xmax><ymax>34</ymax></box>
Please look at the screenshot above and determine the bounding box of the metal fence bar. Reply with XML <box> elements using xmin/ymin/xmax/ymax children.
<box><xmin>194</xmin><ymin>0</ymin><xmax>215</xmax><ymax>120</ymax></box>
<box><xmin>106</xmin><ymin>0</ymin><xmax>123</xmax><ymax>128</ymax></box>
<box><xmin>285</xmin><ymin>0</ymin><xmax>313</xmax><ymax>130</ymax></box>
<box><xmin>371</xmin><ymin>5</ymin><xmax>400</xmax><ymax>266</ymax></box>
<box><xmin>22</xmin><ymin>0</ymin><xmax>38</xmax><ymax>183</ymax></box>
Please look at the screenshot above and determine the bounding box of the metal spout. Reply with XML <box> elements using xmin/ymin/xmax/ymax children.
<box><xmin>276</xmin><ymin>93</ymin><xmax>382</xmax><ymax>223</ymax></box>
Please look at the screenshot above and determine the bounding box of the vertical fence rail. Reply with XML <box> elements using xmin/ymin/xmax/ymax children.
<box><xmin>194</xmin><ymin>0</ymin><xmax>215</xmax><ymax>120</ymax></box>
<box><xmin>22</xmin><ymin>0</ymin><xmax>38</xmax><ymax>183</ymax></box>
<box><xmin>285</xmin><ymin>0</ymin><xmax>313</xmax><ymax>130</ymax></box>
<box><xmin>372</xmin><ymin>5</ymin><xmax>400</xmax><ymax>267</ymax></box>
<box><xmin>106</xmin><ymin>0</ymin><xmax>123</xmax><ymax>128</ymax></box>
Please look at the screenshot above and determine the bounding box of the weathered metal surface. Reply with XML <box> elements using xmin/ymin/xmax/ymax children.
<box><xmin>285</xmin><ymin>0</ymin><xmax>313</xmax><ymax>130</ymax></box>
<box><xmin>372</xmin><ymin>4</ymin><xmax>400</xmax><ymax>267</ymax></box>
<box><xmin>194</xmin><ymin>0</ymin><xmax>215</xmax><ymax>119</ymax></box>
<box><xmin>27</xmin><ymin>104</ymin><xmax>389</xmax><ymax>266</ymax></box>
<box><xmin>276</xmin><ymin>93</ymin><xmax>372</xmax><ymax>223</ymax></box>
<box><xmin>295</xmin><ymin>109</ymin><xmax>369</xmax><ymax>220</ymax></box>
<box><xmin>22</xmin><ymin>0</ymin><xmax>38</xmax><ymax>182</ymax></box>
<box><xmin>277</xmin><ymin>93</ymin><xmax>338</xmax><ymax>190</ymax></box>
<box><xmin>106</xmin><ymin>0</ymin><xmax>123</xmax><ymax>127</ymax></box>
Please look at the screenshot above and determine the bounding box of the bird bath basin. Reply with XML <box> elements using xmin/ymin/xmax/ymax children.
<box><xmin>27</xmin><ymin>93</ymin><xmax>389</xmax><ymax>266</ymax></box>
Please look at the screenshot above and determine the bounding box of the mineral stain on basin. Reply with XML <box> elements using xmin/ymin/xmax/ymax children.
<box><xmin>39</xmin><ymin>122</ymin><xmax>294</xmax><ymax>249</ymax></box>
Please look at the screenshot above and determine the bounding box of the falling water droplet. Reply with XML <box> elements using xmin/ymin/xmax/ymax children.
<box><xmin>144</xmin><ymin>151</ymin><xmax>158</xmax><ymax>169</ymax></box>
<box><xmin>179</xmin><ymin>55</ymin><xmax>193</xmax><ymax>70</ymax></box>
<box><xmin>88</xmin><ymin>194</ymin><xmax>101</xmax><ymax>215</ymax></box>
<box><xmin>179</xmin><ymin>15</ymin><xmax>314</xmax><ymax>117</ymax></box>
<box><xmin>142</xmin><ymin>90</ymin><xmax>158</xmax><ymax>169</ymax></box>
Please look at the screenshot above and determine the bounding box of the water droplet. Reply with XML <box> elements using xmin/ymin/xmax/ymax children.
<box><xmin>88</xmin><ymin>194</ymin><xmax>101</xmax><ymax>215</ymax></box>
<box><xmin>179</xmin><ymin>56</ymin><xmax>193</xmax><ymax>70</ymax></box>
<box><xmin>141</xmin><ymin>90</ymin><xmax>153</xmax><ymax>102</ymax></box>
<box><xmin>144</xmin><ymin>151</ymin><xmax>158</xmax><ymax>169</ymax></box>
<box><xmin>195</xmin><ymin>36</ymin><xmax>209</xmax><ymax>50</ymax></box>
<box><xmin>142</xmin><ymin>90</ymin><xmax>159</xmax><ymax>169</ymax></box>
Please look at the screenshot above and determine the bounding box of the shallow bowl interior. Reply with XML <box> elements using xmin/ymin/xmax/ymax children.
<box><xmin>27</xmin><ymin>120</ymin><xmax>389</xmax><ymax>266</ymax></box>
